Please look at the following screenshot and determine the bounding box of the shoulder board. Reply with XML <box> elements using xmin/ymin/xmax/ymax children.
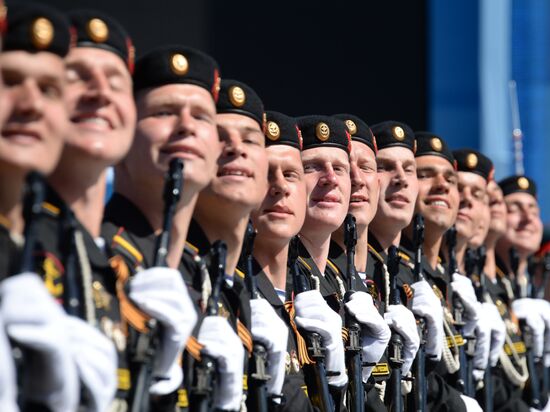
<box><xmin>234</xmin><ymin>268</ymin><xmax>245</xmax><ymax>279</ymax></box>
<box><xmin>367</xmin><ymin>244</ymin><xmax>384</xmax><ymax>263</ymax></box>
<box><xmin>110</xmin><ymin>228</ymin><xmax>143</xmax><ymax>268</ymax></box>
<box><xmin>41</xmin><ymin>201</ymin><xmax>60</xmax><ymax>217</ymax></box>
<box><xmin>325</xmin><ymin>259</ymin><xmax>341</xmax><ymax>276</ymax></box>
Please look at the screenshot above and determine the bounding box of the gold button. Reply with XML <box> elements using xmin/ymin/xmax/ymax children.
<box><xmin>170</xmin><ymin>53</ymin><xmax>189</xmax><ymax>75</ymax></box>
<box><xmin>345</xmin><ymin>119</ymin><xmax>357</xmax><ymax>135</ymax></box>
<box><xmin>393</xmin><ymin>126</ymin><xmax>405</xmax><ymax>140</ymax></box>
<box><xmin>430</xmin><ymin>137</ymin><xmax>442</xmax><ymax>152</ymax></box>
<box><xmin>87</xmin><ymin>18</ymin><xmax>109</xmax><ymax>43</ymax></box>
<box><xmin>517</xmin><ymin>176</ymin><xmax>529</xmax><ymax>190</ymax></box>
<box><xmin>316</xmin><ymin>122</ymin><xmax>330</xmax><ymax>141</ymax></box>
<box><xmin>466</xmin><ymin>153</ymin><xmax>478</xmax><ymax>168</ymax></box>
<box><xmin>266</xmin><ymin>121</ymin><xmax>280</xmax><ymax>141</ymax></box>
<box><xmin>31</xmin><ymin>17</ymin><xmax>54</xmax><ymax>49</ymax></box>
<box><xmin>229</xmin><ymin>86</ymin><xmax>246</xmax><ymax>107</ymax></box>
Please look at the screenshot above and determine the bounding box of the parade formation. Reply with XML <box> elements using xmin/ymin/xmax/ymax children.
<box><xmin>2</xmin><ymin>2</ymin><xmax>550</xmax><ymax>412</ymax></box>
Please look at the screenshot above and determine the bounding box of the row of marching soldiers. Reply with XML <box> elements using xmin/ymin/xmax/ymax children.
<box><xmin>0</xmin><ymin>2</ymin><xmax>549</xmax><ymax>412</ymax></box>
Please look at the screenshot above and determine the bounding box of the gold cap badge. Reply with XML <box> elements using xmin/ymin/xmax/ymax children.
<box><xmin>517</xmin><ymin>177</ymin><xmax>529</xmax><ymax>190</ymax></box>
<box><xmin>345</xmin><ymin>119</ymin><xmax>357</xmax><ymax>135</ymax></box>
<box><xmin>170</xmin><ymin>53</ymin><xmax>189</xmax><ymax>75</ymax></box>
<box><xmin>393</xmin><ymin>126</ymin><xmax>405</xmax><ymax>141</ymax></box>
<box><xmin>31</xmin><ymin>17</ymin><xmax>54</xmax><ymax>49</ymax></box>
<box><xmin>430</xmin><ymin>137</ymin><xmax>442</xmax><ymax>152</ymax></box>
<box><xmin>466</xmin><ymin>153</ymin><xmax>478</xmax><ymax>168</ymax></box>
<box><xmin>316</xmin><ymin>122</ymin><xmax>330</xmax><ymax>141</ymax></box>
<box><xmin>229</xmin><ymin>86</ymin><xmax>246</xmax><ymax>107</ymax></box>
<box><xmin>87</xmin><ymin>18</ymin><xmax>109</xmax><ymax>43</ymax></box>
<box><xmin>266</xmin><ymin>121</ymin><xmax>280</xmax><ymax>141</ymax></box>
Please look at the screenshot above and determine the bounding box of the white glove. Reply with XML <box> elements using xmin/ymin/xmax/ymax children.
<box><xmin>411</xmin><ymin>280</ymin><xmax>444</xmax><ymax>361</ymax></box>
<box><xmin>129</xmin><ymin>267</ymin><xmax>198</xmax><ymax>394</ymax></box>
<box><xmin>384</xmin><ymin>304</ymin><xmax>421</xmax><ymax>375</ymax></box>
<box><xmin>294</xmin><ymin>290</ymin><xmax>347</xmax><ymax>387</ymax></box>
<box><xmin>536</xmin><ymin>299</ymin><xmax>550</xmax><ymax>366</ymax></box>
<box><xmin>65</xmin><ymin>316</ymin><xmax>117</xmax><ymax>412</ymax></box>
<box><xmin>0</xmin><ymin>315</ymin><xmax>18</xmax><ymax>412</ymax></box>
<box><xmin>512</xmin><ymin>298</ymin><xmax>545</xmax><ymax>358</ymax></box>
<box><xmin>451</xmin><ymin>273</ymin><xmax>481</xmax><ymax>336</ymax></box>
<box><xmin>250</xmin><ymin>299</ymin><xmax>288</xmax><ymax>396</ymax></box>
<box><xmin>460</xmin><ymin>394</ymin><xmax>484</xmax><ymax>411</ymax></box>
<box><xmin>1</xmin><ymin>273</ymin><xmax>79</xmax><ymax>412</ymax></box>
<box><xmin>484</xmin><ymin>302</ymin><xmax>506</xmax><ymax>367</ymax></box>
<box><xmin>345</xmin><ymin>291</ymin><xmax>391</xmax><ymax>382</ymax></box>
<box><xmin>198</xmin><ymin>316</ymin><xmax>244</xmax><ymax>411</ymax></box>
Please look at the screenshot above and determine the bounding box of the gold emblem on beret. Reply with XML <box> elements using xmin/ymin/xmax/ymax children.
<box><xmin>170</xmin><ymin>53</ymin><xmax>189</xmax><ymax>75</ymax></box>
<box><xmin>229</xmin><ymin>86</ymin><xmax>246</xmax><ymax>107</ymax></box>
<box><xmin>266</xmin><ymin>121</ymin><xmax>280</xmax><ymax>141</ymax></box>
<box><xmin>393</xmin><ymin>126</ymin><xmax>405</xmax><ymax>141</ymax></box>
<box><xmin>316</xmin><ymin>122</ymin><xmax>330</xmax><ymax>141</ymax></box>
<box><xmin>87</xmin><ymin>18</ymin><xmax>109</xmax><ymax>43</ymax></box>
<box><xmin>31</xmin><ymin>17</ymin><xmax>54</xmax><ymax>49</ymax></box>
<box><xmin>430</xmin><ymin>137</ymin><xmax>442</xmax><ymax>152</ymax></box>
<box><xmin>517</xmin><ymin>177</ymin><xmax>529</xmax><ymax>190</ymax></box>
<box><xmin>466</xmin><ymin>153</ymin><xmax>478</xmax><ymax>169</ymax></box>
<box><xmin>345</xmin><ymin>119</ymin><xmax>357</xmax><ymax>135</ymax></box>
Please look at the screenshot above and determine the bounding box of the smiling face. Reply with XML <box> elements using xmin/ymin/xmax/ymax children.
<box><xmin>124</xmin><ymin>83</ymin><xmax>220</xmax><ymax>192</ymax></box>
<box><xmin>64</xmin><ymin>47</ymin><xmax>135</xmax><ymax>165</ymax></box>
<box><xmin>198</xmin><ymin>113</ymin><xmax>268</xmax><ymax>211</ymax></box>
<box><xmin>301</xmin><ymin>146</ymin><xmax>351</xmax><ymax>235</ymax></box>
<box><xmin>252</xmin><ymin>145</ymin><xmax>306</xmax><ymax>243</ymax></box>
<box><xmin>370</xmin><ymin>146</ymin><xmax>418</xmax><ymax>236</ymax></box>
<box><xmin>500</xmin><ymin>192</ymin><xmax>543</xmax><ymax>256</ymax></box>
<box><xmin>0</xmin><ymin>51</ymin><xmax>68</xmax><ymax>175</ymax></box>
<box><xmin>348</xmin><ymin>141</ymin><xmax>379</xmax><ymax>227</ymax></box>
<box><xmin>455</xmin><ymin>172</ymin><xmax>487</xmax><ymax>242</ymax></box>
<box><xmin>415</xmin><ymin>155</ymin><xmax>459</xmax><ymax>233</ymax></box>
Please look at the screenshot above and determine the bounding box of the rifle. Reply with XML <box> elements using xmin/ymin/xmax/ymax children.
<box><xmin>510</xmin><ymin>248</ymin><xmax>542</xmax><ymax>409</ymax></box>
<box><xmin>446</xmin><ymin>226</ymin><xmax>468</xmax><ymax>394</ymax></box>
<box><xmin>190</xmin><ymin>240</ymin><xmax>227</xmax><ymax>412</ymax></box>
<box><xmin>59</xmin><ymin>205</ymin><xmax>82</xmax><ymax>318</ymax></box>
<box><xmin>411</xmin><ymin>214</ymin><xmax>427</xmax><ymax>412</ymax></box>
<box><xmin>387</xmin><ymin>245</ymin><xmax>404</xmax><ymax>412</ymax></box>
<box><xmin>19</xmin><ymin>172</ymin><xmax>45</xmax><ymax>273</ymax></box>
<box><xmin>242</xmin><ymin>221</ymin><xmax>270</xmax><ymax>412</ymax></box>
<box><xmin>343</xmin><ymin>214</ymin><xmax>365</xmax><ymax>412</ymax></box>
<box><xmin>289</xmin><ymin>236</ymin><xmax>334</xmax><ymax>412</ymax></box>
<box><xmin>131</xmin><ymin>158</ymin><xmax>184</xmax><ymax>412</ymax></box>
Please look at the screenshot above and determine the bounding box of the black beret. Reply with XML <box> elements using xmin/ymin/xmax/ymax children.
<box><xmin>217</xmin><ymin>79</ymin><xmax>264</xmax><ymax>128</ymax></box>
<box><xmin>296</xmin><ymin>115</ymin><xmax>351</xmax><ymax>154</ymax></box>
<box><xmin>370</xmin><ymin>120</ymin><xmax>415</xmax><ymax>152</ymax></box>
<box><xmin>333</xmin><ymin>113</ymin><xmax>377</xmax><ymax>154</ymax></box>
<box><xmin>453</xmin><ymin>149</ymin><xmax>494</xmax><ymax>181</ymax></box>
<box><xmin>4</xmin><ymin>3</ymin><xmax>71</xmax><ymax>57</ymax></box>
<box><xmin>414</xmin><ymin>131</ymin><xmax>455</xmax><ymax>168</ymax></box>
<box><xmin>68</xmin><ymin>10</ymin><xmax>135</xmax><ymax>73</ymax></box>
<box><xmin>265</xmin><ymin>111</ymin><xmax>302</xmax><ymax>150</ymax></box>
<box><xmin>499</xmin><ymin>175</ymin><xmax>537</xmax><ymax>198</ymax></box>
<box><xmin>133</xmin><ymin>45</ymin><xmax>221</xmax><ymax>101</ymax></box>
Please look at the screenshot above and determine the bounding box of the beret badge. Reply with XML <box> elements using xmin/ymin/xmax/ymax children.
<box><xmin>229</xmin><ymin>85</ymin><xmax>246</xmax><ymax>107</ymax></box>
<box><xmin>316</xmin><ymin>122</ymin><xmax>330</xmax><ymax>141</ymax></box>
<box><xmin>430</xmin><ymin>137</ymin><xmax>442</xmax><ymax>152</ymax></box>
<box><xmin>517</xmin><ymin>176</ymin><xmax>529</xmax><ymax>190</ymax></box>
<box><xmin>466</xmin><ymin>153</ymin><xmax>478</xmax><ymax>169</ymax></box>
<box><xmin>345</xmin><ymin>119</ymin><xmax>357</xmax><ymax>135</ymax></box>
<box><xmin>266</xmin><ymin>121</ymin><xmax>280</xmax><ymax>141</ymax></box>
<box><xmin>170</xmin><ymin>53</ymin><xmax>189</xmax><ymax>75</ymax></box>
<box><xmin>87</xmin><ymin>18</ymin><xmax>109</xmax><ymax>43</ymax></box>
<box><xmin>31</xmin><ymin>17</ymin><xmax>54</xmax><ymax>49</ymax></box>
<box><xmin>393</xmin><ymin>126</ymin><xmax>405</xmax><ymax>141</ymax></box>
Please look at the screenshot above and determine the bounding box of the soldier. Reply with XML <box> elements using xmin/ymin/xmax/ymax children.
<box><xmin>102</xmin><ymin>45</ymin><xmax>244</xmax><ymax>410</ymax></box>
<box><xmin>246</xmin><ymin>110</ymin><xmax>314</xmax><ymax>410</ymax></box>
<box><xmin>496</xmin><ymin>175</ymin><xmax>550</xmax><ymax>409</ymax></box>
<box><xmin>187</xmin><ymin>79</ymin><xmax>288</xmax><ymax>410</ymax></box>
<box><xmin>326</xmin><ymin>114</ymin><xmax>392</xmax><ymax>411</ymax></box>
<box><xmin>33</xmin><ymin>11</ymin><xmax>196</xmax><ymax>410</ymax></box>
<box><xmin>0</xmin><ymin>4</ymin><xmax>82</xmax><ymax>411</ymax></box>
<box><xmin>450</xmin><ymin>149</ymin><xmax>510</xmax><ymax>410</ymax></box>
<box><xmin>400</xmin><ymin>132</ymin><xmax>478</xmax><ymax>410</ymax></box>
